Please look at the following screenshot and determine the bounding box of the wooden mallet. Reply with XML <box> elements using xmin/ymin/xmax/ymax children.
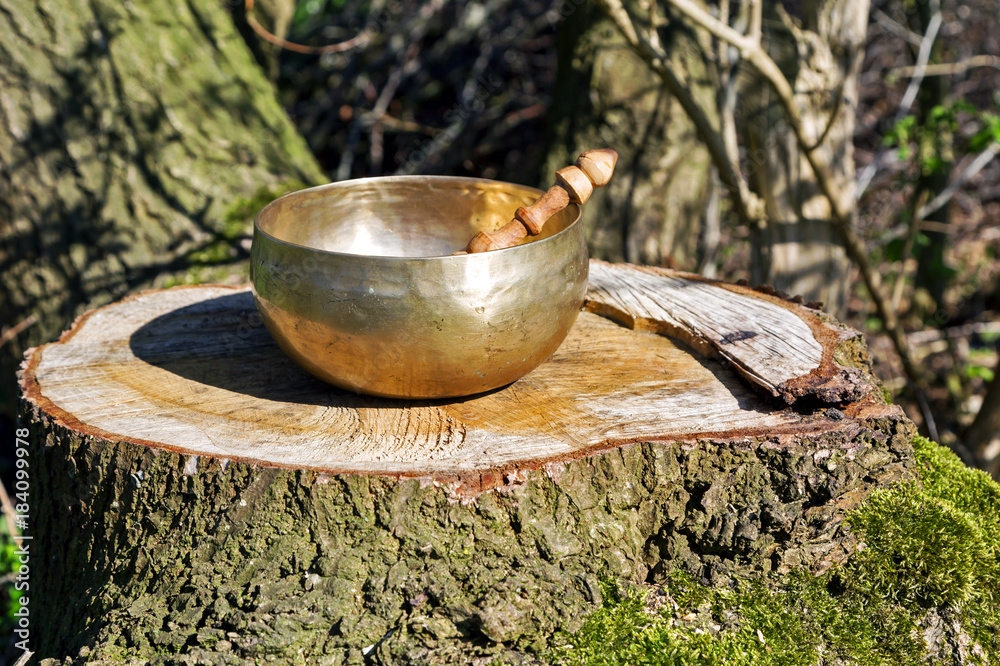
<box><xmin>461</xmin><ymin>148</ymin><xmax>618</xmax><ymax>254</ymax></box>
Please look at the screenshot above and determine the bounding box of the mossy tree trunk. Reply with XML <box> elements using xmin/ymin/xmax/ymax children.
<box><xmin>0</xmin><ymin>0</ymin><xmax>324</xmax><ymax>417</ymax></box>
<box><xmin>20</xmin><ymin>262</ymin><xmax>916</xmax><ymax>663</ymax></box>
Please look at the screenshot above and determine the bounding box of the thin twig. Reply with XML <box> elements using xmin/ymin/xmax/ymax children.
<box><xmin>873</xmin><ymin>9</ymin><xmax>922</xmax><ymax>46</ymax></box>
<box><xmin>667</xmin><ymin>0</ymin><xmax>755</xmax><ymax>54</ymax></box>
<box><xmin>718</xmin><ymin>0</ymin><xmax>743</xmax><ymax>184</ymax></box>
<box><xmin>360</xmin><ymin>113</ymin><xmax>439</xmax><ymax>136</ymax></box>
<box><xmin>911</xmin><ymin>377</ymin><xmax>942</xmax><ymax>444</ymax></box>
<box><xmin>893</xmin><ymin>54</ymin><xmax>1000</xmax><ymax>78</ymax></box>
<box><xmin>896</xmin><ymin>3</ymin><xmax>942</xmax><ymax>121</ymax></box>
<box><xmin>907</xmin><ymin>320</ymin><xmax>1000</xmax><ymax>346</ymax></box>
<box><xmin>917</xmin><ymin>143</ymin><xmax>1000</xmax><ymax>220</ymax></box>
<box><xmin>0</xmin><ymin>314</ymin><xmax>37</xmax><ymax>349</ymax></box>
<box><xmin>0</xmin><ymin>480</ymin><xmax>23</xmax><ymax>550</ymax></box>
<box><xmin>891</xmin><ymin>190</ymin><xmax>927</xmax><ymax>313</ymax></box>
<box><xmin>646</xmin><ymin>0</ymin><xmax>661</xmax><ymax>51</ymax></box>
<box><xmin>369</xmin><ymin>67</ymin><xmax>406</xmax><ymax>174</ymax></box>
<box><xmin>244</xmin><ymin>0</ymin><xmax>369</xmax><ymax>55</ymax></box>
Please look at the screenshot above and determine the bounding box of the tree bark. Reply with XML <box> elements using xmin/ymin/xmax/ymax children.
<box><xmin>544</xmin><ymin>3</ymin><xmax>716</xmax><ymax>269</ymax></box>
<box><xmin>742</xmin><ymin>0</ymin><xmax>869</xmax><ymax>318</ymax></box>
<box><xmin>20</xmin><ymin>261</ymin><xmax>915</xmax><ymax>663</ymax></box>
<box><xmin>0</xmin><ymin>0</ymin><xmax>324</xmax><ymax>418</ymax></box>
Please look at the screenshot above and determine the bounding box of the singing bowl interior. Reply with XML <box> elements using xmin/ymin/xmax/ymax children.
<box><xmin>256</xmin><ymin>176</ymin><xmax>577</xmax><ymax>257</ymax></box>
<box><xmin>251</xmin><ymin>176</ymin><xmax>587</xmax><ymax>399</ymax></box>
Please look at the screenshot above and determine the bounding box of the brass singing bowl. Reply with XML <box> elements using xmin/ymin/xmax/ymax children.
<box><xmin>250</xmin><ymin>176</ymin><xmax>587</xmax><ymax>399</ymax></box>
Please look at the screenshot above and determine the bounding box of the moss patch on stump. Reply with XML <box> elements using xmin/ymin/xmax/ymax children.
<box><xmin>547</xmin><ymin>437</ymin><xmax>1000</xmax><ymax>665</ymax></box>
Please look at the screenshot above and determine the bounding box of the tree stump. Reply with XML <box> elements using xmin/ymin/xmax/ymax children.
<box><xmin>19</xmin><ymin>260</ymin><xmax>914</xmax><ymax>664</ymax></box>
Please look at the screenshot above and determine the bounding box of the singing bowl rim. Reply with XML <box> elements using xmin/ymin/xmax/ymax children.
<box><xmin>252</xmin><ymin>174</ymin><xmax>582</xmax><ymax>260</ymax></box>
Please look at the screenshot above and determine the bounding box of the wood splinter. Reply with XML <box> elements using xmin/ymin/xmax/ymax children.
<box><xmin>463</xmin><ymin>148</ymin><xmax>618</xmax><ymax>254</ymax></box>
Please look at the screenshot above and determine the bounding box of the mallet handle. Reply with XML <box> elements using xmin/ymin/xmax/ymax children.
<box><xmin>464</xmin><ymin>148</ymin><xmax>618</xmax><ymax>254</ymax></box>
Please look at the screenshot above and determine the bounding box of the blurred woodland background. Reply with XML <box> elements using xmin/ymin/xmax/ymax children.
<box><xmin>0</xmin><ymin>0</ymin><xmax>998</xmax><ymax>474</ymax></box>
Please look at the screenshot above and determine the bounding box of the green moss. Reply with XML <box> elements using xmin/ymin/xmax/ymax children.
<box><xmin>544</xmin><ymin>581</ymin><xmax>728</xmax><ymax>666</ymax></box>
<box><xmin>848</xmin><ymin>487</ymin><xmax>987</xmax><ymax>607</ymax></box>
<box><xmin>912</xmin><ymin>436</ymin><xmax>1000</xmax><ymax>536</ymax></box>
<box><xmin>0</xmin><ymin>518</ymin><xmax>22</xmax><ymax>636</ymax></box>
<box><xmin>221</xmin><ymin>179</ymin><xmax>307</xmax><ymax>240</ymax></box>
<box><xmin>545</xmin><ymin>572</ymin><xmax>923</xmax><ymax>666</ymax></box>
<box><xmin>547</xmin><ymin>437</ymin><xmax>1000</xmax><ymax>664</ymax></box>
<box><xmin>909</xmin><ymin>436</ymin><xmax>1000</xmax><ymax>655</ymax></box>
<box><xmin>162</xmin><ymin>180</ymin><xmax>307</xmax><ymax>287</ymax></box>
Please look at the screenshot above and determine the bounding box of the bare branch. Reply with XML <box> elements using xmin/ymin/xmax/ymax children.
<box><xmin>908</xmin><ymin>320</ymin><xmax>1000</xmax><ymax>346</ymax></box>
<box><xmin>0</xmin><ymin>314</ymin><xmax>37</xmax><ymax>349</ymax></box>
<box><xmin>892</xmin><ymin>54</ymin><xmax>1000</xmax><ymax>78</ymax></box>
<box><xmin>668</xmin><ymin>0</ymin><xmax>755</xmax><ymax>54</ymax></box>
<box><xmin>917</xmin><ymin>143</ymin><xmax>1000</xmax><ymax>220</ymax></box>
<box><xmin>896</xmin><ymin>3</ymin><xmax>942</xmax><ymax>120</ymax></box>
<box><xmin>244</xmin><ymin>0</ymin><xmax>369</xmax><ymax>55</ymax></box>
<box><xmin>748</xmin><ymin>0</ymin><xmax>762</xmax><ymax>47</ymax></box>
<box><xmin>644</xmin><ymin>0</ymin><xmax>662</xmax><ymax>51</ymax></box>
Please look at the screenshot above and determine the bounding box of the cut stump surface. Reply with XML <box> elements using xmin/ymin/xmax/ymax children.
<box><xmin>26</xmin><ymin>261</ymin><xmax>874</xmax><ymax>486</ymax></box>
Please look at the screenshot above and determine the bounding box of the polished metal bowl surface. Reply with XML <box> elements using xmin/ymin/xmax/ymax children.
<box><xmin>250</xmin><ymin>176</ymin><xmax>587</xmax><ymax>399</ymax></box>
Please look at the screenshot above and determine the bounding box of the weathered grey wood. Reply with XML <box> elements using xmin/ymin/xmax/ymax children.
<box><xmin>588</xmin><ymin>261</ymin><xmax>870</xmax><ymax>404</ymax></box>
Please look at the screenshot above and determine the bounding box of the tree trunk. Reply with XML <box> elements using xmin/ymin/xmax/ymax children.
<box><xmin>20</xmin><ymin>261</ymin><xmax>915</xmax><ymax>663</ymax></box>
<box><xmin>0</xmin><ymin>0</ymin><xmax>324</xmax><ymax>418</ymax></box>
<box><xmin>544</xmin><ymin>3</ymin><xmax>716</xmax><ymax>269</ymax></box>
<box><xmin>742</xmin><ymin>0</ymin><xmax>869</xmax><ymax>318</ymax></box>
